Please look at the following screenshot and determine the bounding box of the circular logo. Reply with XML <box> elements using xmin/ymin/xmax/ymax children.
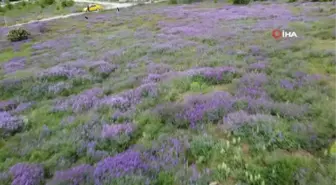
<box><xmin>272</xmin><ymin>29</ymin><xmax>282</xmax><ymax>39</ymax></box>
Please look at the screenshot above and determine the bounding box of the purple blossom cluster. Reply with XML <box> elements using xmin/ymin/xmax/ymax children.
<box><xmin>280</xmin><ymin>79</ymin><xmax>295</xmax><ymax>90</ymax></box>
<box><xmin>222</xmin><ymin>110</ymin><xmax>276</xmax><ymax>130</ymax></box>
<box><xmin>2</xmin><ymin>57</ymin><xmax>26</xmax><ymax>74</ymax></box>
<box><xmin>101</xmin><ymin>123</ymin><xmax>135</xmax><ymax>138</ymax></box>
<box><xmin>60</xmin><ymin>116</ymin><xmax>76</xmax><ymax>126</ymax></box>
<box><xmin>88</xmin><ymin>61</ymin><xmax>118</xmax><ymax>75</ymax></box>
<box><xmin>32</xmin><ymin>38</ymin><xmax>70</xmax><ymax>51</ymax></box>
<box><xmin>182</xmin><ymin>91</ymin><xmax>235</xmax><ymax>128</ymax></box>
<box><xmin>103</xmin><ymin>48</ymin><xmax>126</xmax><ymax>61</ymax></box>
<box><xmin>159</xmin><ymin>4</ymin><xmax>293</xmax><ymax>38</ymax></box>
<box><xmin>48</xmin><ymin>82</ymin><xmax>73</xmax><ymax>95</ymax></box>
<box><xmin>94</xmin><ymin>150</ymin><xmax>149</xmax><ymax>184</ymax></box>
<box><xmin>147</xmin><ymin>137</ymin><xmax>187</xmax><ymax>171</ymax></box>
<box><xmin>25</xmin><ymin>22</ymin><xmax>49</xmax><ymax>34</ymax></box>
<box><xmin>196</xmin><ymin>66</ymin><xmax>238</xmax><ymax>83</ymax></box>
<box><xmin>142</xmin><ymin>73</ymin><xmax>162</xmax><ymax>83</ymax></box>
<box><xmin>93</xmin><ymin>137</ymin><xmax>188</xmax><ymax>184</ymax></box>
<box><xmin>54</xmin><ymin>87</ymin><xmax>104</xmax><ymax>113</ymax></box>
<box><xmin>280</xmin><ymin>72</ymin><xmax>323</xmax><ymax>90</ymax></box>
<box><xmin>13</xmin><ymin>102</ymin><xmax>35</xmax><ymax>113</ymax></box>
<box><xmin>0</xmin><ymin>111</ymin><xmax>24</xmax><ymax>136</ymax></box>
<box><xmin>49</xmin><ymin>164</ymin><xmax>94</xmax><ymax>185</ymax></box>
<box><xmin>150</xmin><ymin>39</ymin><xmax>197</xmax><ymax>54</ymax></box>
<box><xmin>9</xmin><ymin>163</ymin><xmax>44</xmax><ymax>185</ymax></box>
<box><xmin>248</xmin><ymin>62</ymin><xmax>268</xmax><ymax>71</ymax></box>
<box><xmin>237</xmin><ymin>96</ymin><xmax>308</xmax><ymax>118</ymax></box>
<box><xmin>294</xmin><ymin>72</ymin><xmax>323</xmax><ymax>87</ymax></box>
<box><xmin>98</xmin><ymin>83</ymin><xmax>158</xmax><ymax>111</ymax></box>
<box><xmin>38</xmin><ymin>64</ymin><xmax>87</xmax><ymax>79</ymax></box>
<box><xmin>236</xmin><ymin>73</ymin><xmax>269</xmax><ymax>99</ymax></box>
<box><xmin>99</xmin><ymin>96</ymin><xmax>131</xmax><ymax>111</ymax></box>
<box><xmin>134</xmin><ymin>28</ymin><xmax>153</xmax><ymax>39</ymax></box>
<box><xmin>147</xmin><ymin>63</ymin><xmax>172</xmax><ymax>74</ymax></box>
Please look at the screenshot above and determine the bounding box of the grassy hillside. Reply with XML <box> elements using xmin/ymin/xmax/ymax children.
<box><xmin>0</xmin><ymin>1</ymin><xmax>335</xmax><ymax>185</ymax></box>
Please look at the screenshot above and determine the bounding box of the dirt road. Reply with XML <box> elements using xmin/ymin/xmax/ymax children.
<box><xmin>6</xmin><ymin>0</ymin><xmax>150</xmax><ymax>28</ymax></box>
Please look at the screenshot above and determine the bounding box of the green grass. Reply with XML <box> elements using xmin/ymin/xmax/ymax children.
<box><xmin>0</xmin><ymin>1</ymin><xmax>335</xmax><ymax>185</ymax></box>
<box><xmin>0</xmin><ymin>1</ymin><xmax>81</xmax><ymax>26</ymax></box>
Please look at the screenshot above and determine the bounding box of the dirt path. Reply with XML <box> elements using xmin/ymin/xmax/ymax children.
<box><xmin>6</xmin><ymin>0</ymin><xmax>163</xmax><ymax>28</ymax></box>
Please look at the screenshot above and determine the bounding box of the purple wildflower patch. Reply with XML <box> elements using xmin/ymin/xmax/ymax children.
<box><xmin>280</xmin><ymin>79</ymin><xmax>295</xmax><ymax>90</ymax></box>
<box><xmin>54</xmin><ymin>87</ymin><xmax>103</xmax><ymax>113</ymax></box>
<box><xmin>150</xmin><ymin>39</ymin><xmax>196</xmax><ymax>54</ymax></box>
<box><xmin>222</xmin><ymin>110</ymin><xmax>276</xmax><ymax>130</ymax></box>
<box><xmin>248</xmin><ymin>62</ymin><xmax>267</xmax><ymax>71</ymax></box>
<box><xmin>32</xmin><ymin>38</ymin><xmax>70</xmax><ymax>50</ymax></box>
<box><xmin>101</xmin><ymin>123</ymin><xmax>135</xmax><ymax>138</ymax></box>
<box><xmin>236</xmin><ymin>73</ymin><xmax>269</xmax><ymax>99</ymax></box>
<box><xmin>25</xmin><ymin>22</ymin><xmax>49</xmax><ymax>34</ymax></box>
<box><xmin>182</xmin><ymin>91</ymin><xmax>235</xmax><ymax>128</ymax></box>
<box><xmin>39</xmin><ymin>64</ymin><xmax>87</xmax><ymax>79</ymax></box>
<box><xmin>196</xmin><ymin>66</ymin><xmax>239</xmax><ymax>84</ymax></box>
<box><xmin>2</xmin><ymin>57</ymin><xmax>26</xmax><ymax>74</ymax></box>
<box><xmin>147</xmin><ymin>137</ymin><xmax>187</xmax><ymax>171</ymax></box>
<box><xmin>49</xmin><ymin>164</ymin><xmax>94</xmax><ymax>185</ymax></box>
<box><xmin>99</xmin><ymin>96</ymin><xmax>131</xmax><ymax>111</ymax></box>
<box><xmin>13</xmin><ymin>102</ymin><xmax>34</xmax><ymax>113</ymax></box>
<box><xmin>147</xmin><ymin>63</ymin><xmax>172</xmax><ymax>74</ymax></box>
<box><xmin>9</xmin><ymin>163</ymin><xmax>44</xmax><ymax>185</ymax></box>
<box><xmin>99</xmin><ymin>82</ymin><xmax>158</xmax><ymax>111</ymax></box>
<box><xmin>0</xmin><ymin>111</ymin><xmax>24</xmax><ymax>136</ymax></box>
<box><xmin>88</xmin><ymin>61</ymin><xmax>118</xmax><ymax>76</ymax></box>
<box><xmin>94</xmin><ymin>150</ymin><xmax>149</xmax><ymax>184</ymax></box>
<box><xmin>142</xmin><ymin>73</ymin><xmax>162</xmax><ymax>83</ymax></box>
<box><xmin>48</xmin><ymin>82</ymin><xmax>73</xmax><ymax>95</ymax></box>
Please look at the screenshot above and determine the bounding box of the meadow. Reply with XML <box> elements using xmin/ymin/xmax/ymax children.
<box><xmin>0</xmin><ymin>1</ymin><xmax>335</xmax><ymax>185</ymax></box>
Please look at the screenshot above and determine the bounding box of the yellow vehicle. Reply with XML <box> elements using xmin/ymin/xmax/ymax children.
<box><xmin>83</xmin><ymin>4</ymin><xmax>104</xmax><ymax>12</ymax></box>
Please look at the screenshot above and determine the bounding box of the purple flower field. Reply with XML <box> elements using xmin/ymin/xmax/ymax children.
<box><xmin>0</xmin><ymin>1</ymin><xmax>335</xmax><ymax>185</ymax></box>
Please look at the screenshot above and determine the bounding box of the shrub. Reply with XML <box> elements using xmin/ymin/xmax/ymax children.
<box><xmin>39</xmin><ymin>0</ymin><xmax>55</xmax><ymax>6</ymax></box>
<box><xmin>169</xmin><ymin>0</ymin><xmax>177</xmax><ymax>4</ymax></box>
<box><xmin>0</xmin><ymin>6</ymin><xmax>5</xmax><ymax>13</ymax></box>
<box><xmin>288</xmin><ymin>0</ymin><xmax>296</xmax><ymax>2</ymax></box>
<box><xmin>5</xmin><ymin>2</ymin><xmax>13</xmax><ymax>10</ymax></box>
<box><xmin>7</xmin><ymin>28</ymin><xmax>30</xmax><ymax>42</ymax></box>
<box><xmin>233</xmin><ymin>0</ymin><xmax>250</xmax><ymax>4</ymax></box>
<box><xmin>61</xmin><ymin>0</ymin><xmax>74</xmax><ymax>8</ymax></box>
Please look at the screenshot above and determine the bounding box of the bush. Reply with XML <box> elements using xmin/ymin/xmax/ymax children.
<box><xmin>39</xmin><ymin>0</ymin><xmax>55</xmax><ymax>6</ymax></box>
<box><xmin>0</xmin><ymin>6</ymin><xmax>5</xmax><ymax>13</ymax></box>
<box><xmin>233</xmin><ymin>0</ymin><xmax>250</xmax><ymax>4</ymax></box>
<box><xmin>5</xmin><ymin>2</ymin><xmax>13</xmax><ymax>10</ymax></box>
<box><xmin>288</xmin><ymin>0</ymin><xmax>296</xmax><ymax>2</ymax></box>
<box><xmin>7</xmin><ymin>28</ymin><xmax>31</xmax><ymax>42</ymax></box>
<box><xmin>61</xmin><ymin>0</ymin><xmax>74</xmax><ymax>8</ymax></box>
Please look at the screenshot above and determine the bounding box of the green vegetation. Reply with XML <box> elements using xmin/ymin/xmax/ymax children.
<box><xmin>7</xmin><ymin>28</ymin><xmax>31</xmax><ymax>42</ymax></box>
<box><xmin>0</xmin><ymin>0</ymin><xmax>77</xmax><ymax>26</ymax></box>
<box><xmin>0</xmin><ymin>1</ymin><xmax>335</xmax><ymax>185</ymax></box>
<box><xmin>233</xmin><ymin>0</ymin><xmax>250</xmax><ymax>5</ymax></box>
